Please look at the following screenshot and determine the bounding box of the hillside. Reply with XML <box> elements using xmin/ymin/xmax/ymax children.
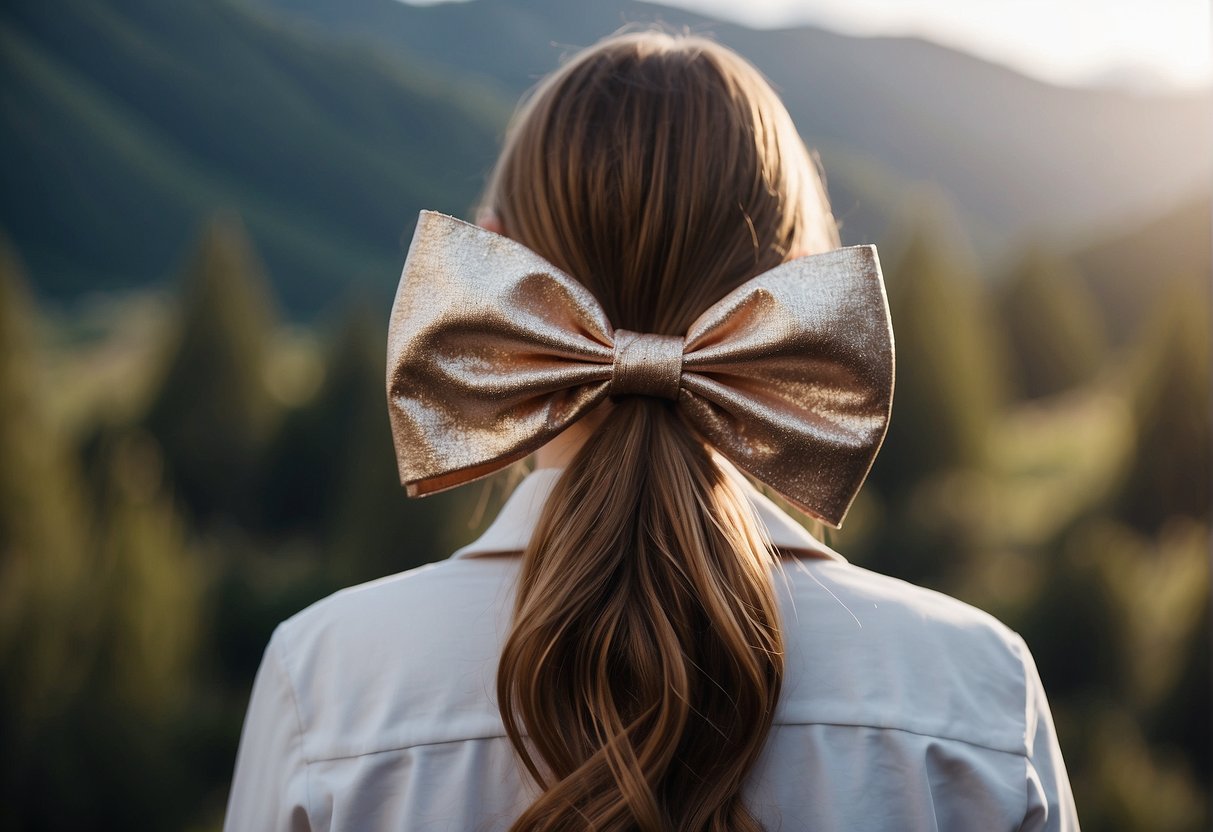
<box><xmin>1073</xmin><ymin>193</ymin><xmax>1212</xmax><ymax>344</ymax></box>
<box><xmin>1</xmin><ymin>0</ymin><xmax>1208</xmax><ymax>313</ymax></box>
<box><xmin>0</xmin><ymin>0</ymin><xmax>508</xmax><ymax>311</ymax></box>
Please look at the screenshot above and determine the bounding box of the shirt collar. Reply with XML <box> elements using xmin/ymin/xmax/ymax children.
<box><xmin>451</xmin><ymin>466</ymin><xmax>846</xmax><ymax>562</ymax></box>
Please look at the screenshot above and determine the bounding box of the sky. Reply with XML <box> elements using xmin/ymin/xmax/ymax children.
<box><xmin>404</xmin><ymin>0</ymin><xmax>1212</xmax><ymax>91</ymax></box>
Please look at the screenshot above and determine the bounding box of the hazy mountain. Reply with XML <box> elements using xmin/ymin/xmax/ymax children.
<box><xmin>2</xmin><ymin>0</ymin><xmax>1207</xmax><ymax>313</ymax></box>
<box><xmin>1073</xmin><ymin>193</ymin><xmax>1211</xmax><ymax>344</ymax></box>
<box><xmin>251</xmin><ymin>0</ymin><xmax>1211</xmax><ymax>252</ymax></box>
<box><xmin>0</xmin><ymin>0</ymin><xmax>508</xmax><ymax>311</ymax></box>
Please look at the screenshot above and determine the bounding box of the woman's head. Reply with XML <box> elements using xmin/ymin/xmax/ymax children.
<box><xmin>481</xmin><ymin>30</ymin><xmax>838</xmax><ymax>334</ymax></box>
<box><xmin>487</xmin><ymin>30</ymin><xmax>838</xmax><ymax>831</ymax></box>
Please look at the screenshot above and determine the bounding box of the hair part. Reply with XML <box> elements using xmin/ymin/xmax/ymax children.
<box><xmin>484</xmin><ymin>29</ymin><xmax>840</xmax><ymax>831</ymax></box>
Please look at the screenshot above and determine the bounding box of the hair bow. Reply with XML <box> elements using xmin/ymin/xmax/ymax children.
<box><xmin>386</xmin><ymin>211</ymin><xmax>894</xmax><ymax>528</ymax></box>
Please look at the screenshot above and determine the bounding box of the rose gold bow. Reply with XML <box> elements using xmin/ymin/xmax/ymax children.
<box><xmin>387</xmin><ymin>211</ymin><xmax>894</xmax><ymax>528</ymax></box>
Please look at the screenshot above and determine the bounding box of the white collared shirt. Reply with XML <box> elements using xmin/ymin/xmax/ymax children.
<box><xmin>224</xmin><ymin>467</ymin><xmax>1078</xmax><ymax>831</ymax></box>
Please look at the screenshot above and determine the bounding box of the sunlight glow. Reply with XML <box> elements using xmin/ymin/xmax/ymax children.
<box><xmin>402</xmin><ymin>0</ymin><xmax>1212</xmax><ymax>91</ymax></box>
<box><xmin>655</xmin><ymin>0</ymin><xmax>1212</xmax><ymax>90</ymax></box>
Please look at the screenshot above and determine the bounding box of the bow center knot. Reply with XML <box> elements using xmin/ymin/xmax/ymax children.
<box><xmin>609</xmin><ymin>330</ymin><xmax>684</xmax><ymax>400</ymax></box>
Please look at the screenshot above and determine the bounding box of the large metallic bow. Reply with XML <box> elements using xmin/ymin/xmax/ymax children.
<box><xmin>387</xmin><ymin>211</ymin><xmax>894</xmax><ymax>528</ymax></box>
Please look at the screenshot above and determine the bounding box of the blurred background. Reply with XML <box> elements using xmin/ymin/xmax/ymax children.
<box><xmin>0</xmin><ymin>0</ymin><xmax>1209</xmax><ymax>829</ymax></box>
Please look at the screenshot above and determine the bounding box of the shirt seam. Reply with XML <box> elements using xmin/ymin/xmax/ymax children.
<box><xmin>300</xmin><ymin>719</ymin><xmax>1031</xmax><ymax>764</ymax></box>
<box><xmin>271</xmin><ymin>627</ymin><xmax>315</xmax><ymax>830</ymax></box>
<box><xmin>1016</xmin><ymin>753</ymin><xmax>1034</xmax><ymax>832</ymax></box>
<box><xmin>1012</xmin><ymin>630</ymin><xmax>1033</xmax><ymax>826</ymax></box>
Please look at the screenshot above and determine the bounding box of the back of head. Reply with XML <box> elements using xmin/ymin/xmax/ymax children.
<box><xmin>483</xmin><ymin>30</ymin><xmax>840</xmax><ymax>831</ymax></box>
<box><xmin>484</xmin><ymin>30</ymin><xmax>838</xmax><ymax>333</ymax></box>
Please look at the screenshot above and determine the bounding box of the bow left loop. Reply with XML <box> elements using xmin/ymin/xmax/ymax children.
<box><xmin>386</xmin><ymin>211</ymin><xmax>616</xmax><ymax>497</ymax></box>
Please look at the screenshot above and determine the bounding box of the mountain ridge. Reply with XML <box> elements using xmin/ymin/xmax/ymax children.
<box><xmin>248</xmin><ymin>0</ymin><xmax>1213</xmax><ymax>246</ymax></box>
<box><xmin>1</xmin><ymin>0</ymin><xmax>507</xmax><ymax>311</ymax></box>
<box><xmin>2</xmin><ymin>0</ymin><xmax>1207</xmax><ymax>315</ymax></box>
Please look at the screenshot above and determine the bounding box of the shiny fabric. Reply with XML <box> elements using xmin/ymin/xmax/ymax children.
<box><xmin>609</xmin><ymin>329</ymin><xmax>683</xmax><ymax>399</ymax></box>
<box><xmin>223</xmin><ymin>468</ymin><xmax>1080</xmax><ymax>832</ymax></box>
<box><xmin>387</xmin><ymin>211</ymin><xmax>895</xmax><ymax>527</ymax></box>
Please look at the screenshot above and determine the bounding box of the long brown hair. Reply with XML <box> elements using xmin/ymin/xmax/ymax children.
<box><xmin>481</xmin><ymin>29</ymin><xmax>839</xmax><ymax>831</ymax></box>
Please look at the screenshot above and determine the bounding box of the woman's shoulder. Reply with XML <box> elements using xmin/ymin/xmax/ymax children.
<box><xmin>263</xmin><ymin>551</ymin><xmax>1039</xmax><ymax>760</ymax></box>
<box><xmin>779</xmin><ymin>556</ymin><xmax>1021</xmax><ymax>644</ymax></box>
<box><xmin>775</xmin><ymin>557</ymin><xmax>1035</xmax><ymax>756</ymax></box>
<box><xmin>280</xmin><ymin>557</ymin><xmax>514</xmax><ymax>637</ymax></box>
<box><xmin>265</xmin><ymin>558</ymin><xmax>519</xmax><ymax>757</ymax></box>
<box><xmin>273</xmin><ymin>556</ymin><xmax>519</xmax><ymax>677</ymax></box>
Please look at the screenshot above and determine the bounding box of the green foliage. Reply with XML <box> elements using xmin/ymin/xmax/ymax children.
<box><xmin>1016</xmin><ymin>519</ymin><xmax>1211</xmax><ymax>832</ymax></box>
<box><xmin>868</xmin><ymin>202</ymin><xmax>1005</xmax><ymax>497</ymax></box>
<box><xmin>1115</xmin><ymin>280</ymin><xmax>1212</xmax><ymax>532</ymax></box>
<box><xmin>1075</xmin><ymin>194</ymin><xmax>1212</xmax><ymax>345</ymax></box>
<box><xmin>0</xmin><ymin>242</ymin><xmax>211</xmax><ymax>831</ymax></box>
<box><xmin>144</xmin><ymin>214</ymin><xmax>278</xmax><ymax>523</ymax></box>
<box><xmin>93</xmin><ymin>432</ymin><xmax>204</xmax><ymax>714</ymax></box>
<box><xmin>0</xmin><ymin>235</ymin><xmax>94</xmax><ymax>746</ymax></box>
<box><xmin>307</xmin><ymin>305</ymin><xmax>470</xmax><ymax>583</ymax></box>
<box><xmin>0</xmin><ymin>235</ymin><xmax>87</xmax><ymax>589</ymax></box>
<box><xmin>5</xmin><ymin>187</ymin><xmax>1211</xmax><ymax>829</ymax></box>
<box><xmin>997</xmin><ymin>248</ymin><xmax>1106</xmax><ymax>399</ymax></box>
<box><xmin>261</xmin><ymin>300</ymin><xmax>481</xmax><ymax>584</ymax></box>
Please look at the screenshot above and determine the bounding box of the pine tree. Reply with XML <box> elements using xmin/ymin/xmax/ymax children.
<box><xmin>997</xmin><ymin>248</ymin><xmax>1106</xmax><ymax>399</ymax></box>
<box><xmin>261</xmin><ymin>300</ymin><xmax>476</xmax><ymax>584</ymax></box>
<box><xmin>868</xmin><ymin>213</ymin><xmax>1005</xmax><ymax>498</ymax></box>
<box><xmin>144</xmin><ymin>212</ymin><xmax>277</xmax><ymax>523</ymax></box>
<box><xmin>0</xmin><ymin>236</ymin><xmax>212</xmax><ymax>830</ymax></box>
<box><xmin>1116</xmin><ymin>280</ymin><xmax>1211</xmax><ymax>531</ymax></box>
<box><xmin>843</xmin><ymin>199</ymin><xmax>1009</xmax><ymax>586</ymax></box>
<box><xmin>0</xmin><ymin>234</ymin><xmax>94</xmax><ymax>748</ymax></box>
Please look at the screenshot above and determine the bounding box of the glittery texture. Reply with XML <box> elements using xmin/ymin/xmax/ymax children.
<box><xmin>387</xmin><ymin>210</ymin><xmax>895</xmax><ymax>528</ymax></box>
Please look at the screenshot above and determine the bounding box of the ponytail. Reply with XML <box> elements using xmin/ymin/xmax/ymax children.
<box><xmin>498</xmin><ymin>397</ymin><xmax>783</xmax><ymax>830</ymax></box>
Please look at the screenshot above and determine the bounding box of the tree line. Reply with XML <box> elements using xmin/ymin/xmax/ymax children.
<box><xmin>0</xmin><ymin>206</ymin><xmax>1208</xmax><ymax>830</ymax></box>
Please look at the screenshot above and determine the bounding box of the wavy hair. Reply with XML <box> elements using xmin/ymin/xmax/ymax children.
<box><xmin>480</xmin><ymin>30</ymin><xmax>840</xmax><ymax>831</ymax></box>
